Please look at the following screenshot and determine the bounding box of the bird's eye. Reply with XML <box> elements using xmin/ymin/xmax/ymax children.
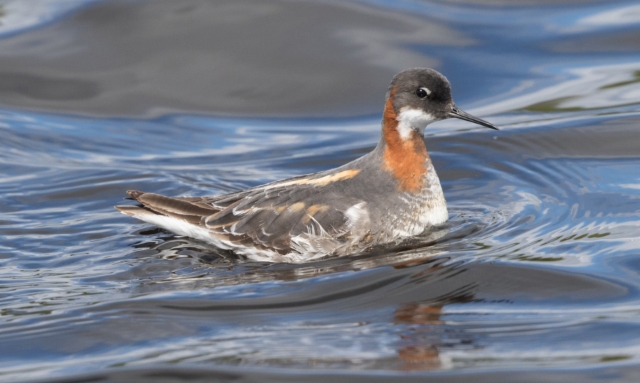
<box><xmin>416</xmin><ymin>87</ymin><xmax>431</xmax><ymax>99</ymax></box>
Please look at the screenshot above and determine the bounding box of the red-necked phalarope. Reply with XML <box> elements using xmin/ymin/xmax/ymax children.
<box><xmin>116</xmin><ymin>68</ymin><xmax>498</xmax><ymax>263</ymax></box>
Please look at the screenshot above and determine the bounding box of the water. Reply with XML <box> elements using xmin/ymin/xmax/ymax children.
<box><xmin>1</xmin><ymin>0</ymin><xmax>640</xmax><ymax>381</ymax></box>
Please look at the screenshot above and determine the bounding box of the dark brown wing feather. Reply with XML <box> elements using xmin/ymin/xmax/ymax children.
<box><xmin>125</xmin><ymin>183</ymin><xmax>365</xmax><ymax>254</ymax></box>
<box><xmin>125</xmin><ymin>190</ymin><xmax>219</xmax><ymax>225</ymax></box>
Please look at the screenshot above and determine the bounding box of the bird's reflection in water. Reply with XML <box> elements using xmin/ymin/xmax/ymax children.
<box><xmin>395</xmin><ymin>303</ymin><xmax>445</xmax><ymax>370</ymax></box>
<box><xmin>392</xmin><ymin>261</ymin><xmax>480</xmax><ymax>371</ymax></box>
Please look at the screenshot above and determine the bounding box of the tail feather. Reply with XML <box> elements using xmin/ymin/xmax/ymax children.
<box><xmin>116</xmin><ymin>190</ymin><xmax>219</xmax><ymax>226</ymax></box>
<box><xmin>126</xmin><ymin>190</ymin><xmax>145</xmax><ymax>200</ymax></box>
<box><xmin>115</xmin><ymin>205</ymin><xmax>157</xmax><ymax>217</ymax></box>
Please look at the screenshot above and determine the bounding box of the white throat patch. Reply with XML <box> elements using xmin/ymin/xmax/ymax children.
<box><xmin>396</xmin><ymin>107</ymin><xmax>436</xmax><ymax>140</ymax></box>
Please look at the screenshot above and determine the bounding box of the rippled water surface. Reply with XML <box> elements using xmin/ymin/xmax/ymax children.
<box><xmin>2</xmin><ymin>0</ymin><xmax>640</xmax><ymax>381</ymax></box>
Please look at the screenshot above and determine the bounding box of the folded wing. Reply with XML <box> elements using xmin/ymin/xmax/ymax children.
<box><xmin>116</xmin><ymin>182</ymin><xmax>371</xmax><ymax>258</ymax></box>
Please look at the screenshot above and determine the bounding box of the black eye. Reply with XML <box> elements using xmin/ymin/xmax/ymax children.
<box><xmin>416</xmin><ymin>88</ymin><xmax>429</xmax><ymax>99</ymax></box>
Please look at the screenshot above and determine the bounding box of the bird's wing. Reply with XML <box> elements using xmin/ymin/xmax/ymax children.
<box><xmin>121</xmin><ymin>177</ymin><xmax>370</xmax><ymax>255</ymax></box>
<box><xmin>203</xmin><ymin>183</ymin><xmax>366</xmax><ymax>253</ymax></box>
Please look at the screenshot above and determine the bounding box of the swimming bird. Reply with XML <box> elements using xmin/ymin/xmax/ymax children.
<box><xmin>116</xmin><ymin>68</ymin><xmax>497</xmax><ymax>263</ymax></box>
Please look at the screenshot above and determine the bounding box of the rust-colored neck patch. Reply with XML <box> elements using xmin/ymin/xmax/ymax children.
<box><xmin>382</xmin><ymin>88</ymin><xmax>429</xmax><ymax>193</ymax></box>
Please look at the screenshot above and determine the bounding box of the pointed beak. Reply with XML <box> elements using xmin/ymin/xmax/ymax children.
<box><xmin>448</xmin><ymin>106</ymin><xmax>498</xmax><ymax>130</ymax></box>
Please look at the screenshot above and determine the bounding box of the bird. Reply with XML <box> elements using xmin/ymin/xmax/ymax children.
<box><xmin>116</xmin><ymin>68</ymin><xmax>498</xmax><ymax>263</ymax></box>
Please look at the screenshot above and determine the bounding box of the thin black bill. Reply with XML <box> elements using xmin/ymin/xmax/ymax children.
<box><xmin>449</xmin><ymin>106</ymin><xmax>499</xmax><ymax>130</ymax></box>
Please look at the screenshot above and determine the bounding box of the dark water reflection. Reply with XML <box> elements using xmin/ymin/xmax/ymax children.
<box><xmin>2</xmin><ymin>0</ymin><xmax>640</xmax><ymax>382</ymax></box>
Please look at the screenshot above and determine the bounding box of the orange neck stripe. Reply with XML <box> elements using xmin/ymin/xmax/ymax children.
<box><xmin>381</xmin><ymin>90</ymin><xmax>429</xmax><ymax>193</ymax></box>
